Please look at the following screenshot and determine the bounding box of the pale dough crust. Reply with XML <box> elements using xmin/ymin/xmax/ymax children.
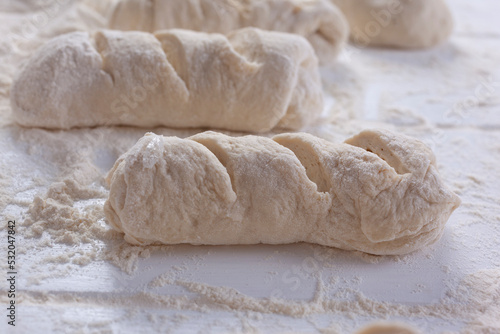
<box><xmin>104</xmin><ymin>129</ymin><xmax>460</xmax><ymax>255</ymax></box>
<box><xmin>104</xmin><ymin>0</ymin><xmax>349</xmax><ymax>65</ymax></box>
<box><xmin>355</xmin><ymin>322</ymin><xmax>420</xmax><ymax>334</ymax></box>
<box><xmin>10</xmin><ymin>28</ymin><xmax>323</xmax><ymax>132</ymax></box>
<box><xmin>331</xmin><ymin>0</ymin><xmax>453</xmax><ymax>49</ymax></box>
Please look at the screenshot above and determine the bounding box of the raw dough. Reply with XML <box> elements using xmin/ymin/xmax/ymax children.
<box><xmin>355</xmin><ymin>322</ymin><xmax>419</xmax><ymax>334</ymax></box>
<box><xmin>104</xmin><ymin>129</ymin><xmax>460</xmax><ymax>255</ymax></box>
<box><xmin>331</xmin><ymin>0</ymin><xmax>453</xmax><ymax>49</ymax></box>
<box><xmin>103</xmin><ymin>0</ymin><xmax>349</xmax><ymax>65</ymax></box>
<box><xmin>10</xmin><ymin>28</ymin><xmax>322</xmax><ymax>132</ymax></box>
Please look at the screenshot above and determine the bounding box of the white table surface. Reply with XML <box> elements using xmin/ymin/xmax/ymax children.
<box><xmin>0</xmin><ymin>1</ymin><xmax>499</xmax><ymax>333</ymax></box>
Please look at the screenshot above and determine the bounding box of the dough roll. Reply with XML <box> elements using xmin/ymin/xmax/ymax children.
<box><xmin>104</xmin><ymin>0</ymin><xmax>349</xmax><ymax>64</ymax></box>
<box><xmin>331</xmin><ymin>0</ymin><xmax>453</xmax><ymax>49</ymax></box>
<box><xmin>11</xmin><ymin>28</ymin><xmax>323</xmax><ymax>132</ymax></box>
<box><xmin>104</xmin><ymin>129</ymin><xmax>460</xmax><ymax>255</ymax></box>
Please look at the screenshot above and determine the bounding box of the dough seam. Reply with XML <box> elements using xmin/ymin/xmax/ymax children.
<box><xmin>193</xmin><ymin>139</ymin><xmax>238</xmax><ymax>195</ymax></box>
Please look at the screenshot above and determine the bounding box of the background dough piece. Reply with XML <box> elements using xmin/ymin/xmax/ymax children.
<box><xmin>103</xmin><ymin>0</ymin><xmax>349</xmax><ymax>65</ymax></box>
<box><xmin>10</xmin><ymin>28</ymin><xmax>323</xmax><ymax>132</ymax></box>
<box><xmin>355</xmin><ymin>322</ymin><xmax>420</xmax><ymax>334</ymax></box>
<box><xmin>104</xmin><ymin>129</ymin><xmax>460</xmax><ymax>255</ymax></box>
<box><xmin>331</xmin><ymin>0</ymin><xmax>453</xmax><ymax>49</ymax></box>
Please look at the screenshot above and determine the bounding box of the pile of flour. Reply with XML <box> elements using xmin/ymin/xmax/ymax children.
<box><xmin>0</xmin><ymin>1</ymin><xmax>499</xmax><ymax>333</ymax></box>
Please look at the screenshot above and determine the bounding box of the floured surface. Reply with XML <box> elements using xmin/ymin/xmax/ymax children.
<box><xmin>0</xmin><ymin>0</ymin><xmax>499</xmax><ymax>333</ymax></box>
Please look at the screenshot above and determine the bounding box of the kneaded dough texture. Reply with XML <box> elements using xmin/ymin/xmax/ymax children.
<box><xmin>104</xmin><ymin>0</ymin><xmax>349</xmax><ymax>64</ymax></box>
<box><xmin>332</xmin><ymin>0</ymin><xmax>453</xmax><ymax>49</ymax></box>
<box><xmin>355</xmin><ymin>322</ymin><xmax>420</xmax><ymax>334</ymax></box>
<box><xmin>10</xmin><ymin>28</ymin><xmax>323</xmax><ymax>132</ymax></box>
<box><xmin>104</xmin><ymin>129</ymin><xmax>460</xmax><ymax>255</ymax></box>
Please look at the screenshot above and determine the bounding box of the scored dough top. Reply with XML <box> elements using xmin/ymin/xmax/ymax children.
<box><xmin>105</xmin><ymin>0</ymin><xmax>350</xmax><ymax>64</ymax></box>
<box><xmin>10</xmin><ymin>28</ymin><xmax>323</xmax><ymax>132</ymax></box>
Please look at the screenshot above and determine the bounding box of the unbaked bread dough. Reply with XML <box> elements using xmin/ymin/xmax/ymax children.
<box><xmin>104</xmin><ymin>0</ymin><xmax>349</xmax><ymax>65</ymax></box>
<box><xmin>10</xmin><ymin>28</ymin><xmax>323</xmax><ymax>132</ymax></box>
<box><xmin>331</xmin><ymin>0</ymin><xmax>453</xmax><ymax>49</ymax></box>
<box><xmin>104</xmin><ymin>129</ymin><xmax>460</xmax><ymax>255</ymax></box>
<box><xmin>355</xmin><ymin>322</ymin><xmax>419</xmax><ymax>334</ymax></box>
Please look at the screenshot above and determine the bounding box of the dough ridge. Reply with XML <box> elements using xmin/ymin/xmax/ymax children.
<box><xmin>11</xmin><ymin>28</ymin><xmax>323</xmax><ymax>132</ymax></box>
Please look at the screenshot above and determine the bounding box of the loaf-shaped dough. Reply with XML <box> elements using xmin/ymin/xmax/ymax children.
<box><xmin>104</xmin><ymin>129</ymin><xmax>460</xmax><ymax>255</ymax></box>
<box><xmin>105</xmin><ymin>0</ymin><xmax>349</xmax><ymax>65</ymax></box>
<box><xmin>11</xmin><ymin>28</ymin><xmax>323</xmax><ymax>132</ymax></box>
<box><xmin>331</xmin><ymin>0</ymin><xmax>453</xmax><ymax>49</ymax></box>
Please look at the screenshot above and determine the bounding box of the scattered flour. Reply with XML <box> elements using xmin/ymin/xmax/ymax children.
<box><xmin>0</xmin><ymin>1</ymin><xmax>499</xmax><ymax>333</ymax></box>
